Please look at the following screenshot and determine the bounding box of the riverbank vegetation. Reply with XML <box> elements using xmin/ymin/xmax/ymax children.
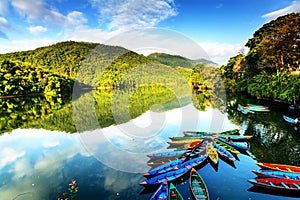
<box><xmin>220</xmin><ymin>13</ymin><xmax>300</xmax><ymax>105</ymax></box>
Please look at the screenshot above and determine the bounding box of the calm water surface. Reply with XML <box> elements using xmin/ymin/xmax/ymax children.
<box><xmin>0</xmin><ymin>101</ymin><xmax>300</xmax><ymax>200</ymax></box>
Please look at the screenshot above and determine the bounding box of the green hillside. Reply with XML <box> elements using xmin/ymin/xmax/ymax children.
<box><xmin>148</xmin><ymin>52</ymin><xmax>218</xmax><ymax>68</ymax></box>
<box><xmin>148</xmin><ymin>52</ymin><xmax>194</xmax><ymax>68</ymax></box>
<box><xmin>0</xmin><ymin>41</ymin><xmax>131</xmax><ymax>82</ymax></box>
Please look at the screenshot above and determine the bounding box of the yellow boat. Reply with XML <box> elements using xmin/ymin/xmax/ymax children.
<box><xmin>206</xmin><ymin>143</ymin><xmax>218</xmax><ymax>165</ymax></box>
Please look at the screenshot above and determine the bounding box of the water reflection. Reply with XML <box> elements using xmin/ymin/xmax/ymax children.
<box><xmin>0</xmin><ymin>129</ymin><xmax>90</xmax><ymax>199</ymax></box>
<box><xmin>1</xmin><ymin>96</ymin><xmax>300</xmax><ymax>199</ymax></box>
<box><xmin>226</xmin><ymin>95</ymin><xmax>300</xmax><ymax>165</ymax></box>
<box><xmin>78</xmin><ymin>103</ymin><xmax>237</xmax><ymax>173</ymax></box>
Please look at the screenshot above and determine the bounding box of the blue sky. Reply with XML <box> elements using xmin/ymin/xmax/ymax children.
<box><xmin>0</xmin><ymin>0</ymin><xmax>299</xmax><ymax>64</ymax></box>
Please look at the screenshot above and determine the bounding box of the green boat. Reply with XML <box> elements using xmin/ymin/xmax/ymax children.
<box><xmin>245</xmin><ymin>104</ymin><xmax>270</xmax><ymax>112</ymax></box>
<box><xmin>212</xmin><ymin>138</ymin><xmax>240</xmax><ymax>154</ymax></box>
<box><xmin>169</xmin><ymin>183</ymin><xmax>184</xmax><ymax>200</ymax></box>
<box><xmin>190</xmin><ymin>168</ymin><xmax>209</xmax><ymax>200</ymax></box>
<box><xmin>217</xmin><ymin>135</ymin><xmax>253</xmax><ymax>142</ymax></box>
<box><xmin>183</xmin><ymin>129</ymin><xmax>240</xmax><ymax>136</ymax></box>
<box><xmin>169</xmin><ymin>136</ymin><xmax>203</xmax><ymax>141</ymax></box>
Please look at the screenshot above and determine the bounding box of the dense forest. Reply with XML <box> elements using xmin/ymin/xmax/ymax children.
<box><xmin>220</xmin><ymin>12</ymin><xmax>300</xmax><ymax>105</ymax></box>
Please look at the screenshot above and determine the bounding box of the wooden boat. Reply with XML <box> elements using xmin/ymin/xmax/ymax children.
<box><xmin>217</xmin><ymin>137</ymin><xmax>249</xmax><ymax>150</ymax></box>
<box><xmin>212</xmin><ymin>138</ymin><xmax>240</xmax><ymax>154</ymax></box>
<box><xmin>256</xmin><ymin>162</ymin><xmax>300</xmax><ymax>173</ymax></box>
<box><xmin>169</xmin><ymin>136</ymin><xmax>203</xmax><ymax>141</ymax></box>
<box><xmin>246</xmin><ymin>104</ymin><xmax>269</xmax><ymax>109</ymax></box>
<box><xmin>245</xmin><ymin>104</ymin><xmax>270</xmax><ymax>112</ymax></box>
<box><xmin>183</xmin><ymin>129</ymin><xmax>240</xmax><ymax>136</ymax></box>
<box><xmin>140</xmin><ymin>168</ymin><xmax>189</xmax><ymax>185</ymax></box>
<box><xmin>252</xmin><ymin>169</ymin><xmax>300</xmax><ymax>180</ymax></box>
<box><xmin>147</xmin><ymin>157</ymin><xmax>181</xmax><ymax>166</ymax></box>
<box><xmin>190</xmin><ymin>168</ymin><xmax>209</xmax><ymax>200</ymax></box>
<box><xmin>183</xmin><ymin>140</ymin><xmax>204</xmax><ymax>149</ymax></box>
<box><xmin>144</xmin><ymin>157</ymin><xmax>186</xmax><ymax>177</ymax></box>
<box><xmin>248</xmin><ymin>177</ymin><xmax>300</xmax><ymax>192</ymax></box>
<box><xmin>217</xmin><ymin>135</ymin><xmax>252</xmax><ymax>142</ymax></box>
<box><xmin>283</xmin><ymin>115</ymin><xmax>298</xmax><ymax>125</ymax></box>
<box><xmin>147</xmin><ymin>150</ymin><xmax>190</xmax><ymax>158</ymax></box>
<box><xmin>187</xmin><ymin>144</ymin><xmax>206</xmax><ymax>157</ymax></box>
<box><xmin>183</xmin><ymin>132</ymin><xmax>214</xmax><ymax>137</ymax></box>
<box><xmin>206</xmin><ymin>144</ymin><xmax>218</xmax><ymax>165</ymax></box>
<box><xmin>168</xmin><ymin>139</ymin><xmax>203</xmax><ymax>145</ymax></box>
<box><xmin>177</xmin><ymin>154</ymin><xmax>208</xmax><ymax>170</ymax></box>
<box><xmin>237</xmin><ymin>104</ymin><xmax>255</xmax><ymax>115</ymax></box>
<box><xmin>289</xmin><ymin>104</ymin><xmax>296</xmax><ymax>110</ymax></box>
<box><xmin>213</xmin><ymin>143</ymin><xmax>236</xmax><ymax>162</ymax></box>
<box><xmin>169</xmin><ymin>183</ymin><xmax>184</xmax><ymax>200</ymax></box>
<box><xmin>150</xmin><ymin>181</ymin><xmax>168</xmax><ymax>200</ymax></box>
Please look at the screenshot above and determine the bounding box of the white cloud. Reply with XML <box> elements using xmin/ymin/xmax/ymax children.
<box><xmin>90</xmin><ymin>0</ymin><xmax>177</xmax><ymax>30</ymax></box>
<box><xmin>0</xmin><ymin>17</ymin><xmax>8</xmax><ymax>27</ymax></box>
<box><xmin>43</xmin><ymin>140</ymin><xmax>59</xmax><ymax>148</ymax></box>
<box><xmin>263</xmin><ymin>1</ymin><xmax>300</xmax><ymax>20</ymax></box>
<box><xmin>199</xmin><ymin>42</ymin><xmax>248</xmax><ymax>65</ymax></box>
<box><xmin>0</xmin><ymin>148</ymin><xmax>26</xmax><ymax>169</ymax></box>
<box><xmin>28</xmin><ymin>25</ymin><xmax>47</xmax><ymax>35</ymax></box>
<box><xmin>11</xmin><ymin>0</ymin><xmax>65</xmax><ymax>24</ymax></box>
<box><xmin>105</xmin><ymin>28</ymin><xmax>209</xmax><ymax>60</ymax></box>
<box><xmin>0</xmin><ymin>38</ymin><xmax>60</xmax><ymax>53</ymax></box>
<box><xmin>0</xmin><ymin>0</ymin><xmax>9</xmax><ymax>15</ymax></box>
<box><xmin>0</xmin><ymin>17</ymin><xmax>9</xmax><ymax>39</ymax></box>
<box><xmin>66</xmin><ymin>11</ymin><xmax>87</xmax><ymax>26</ymax></box>
<box><xmin>66</xmin><ymin>26</ymin><xmax>119</xmax><ymax>43</ymax></box>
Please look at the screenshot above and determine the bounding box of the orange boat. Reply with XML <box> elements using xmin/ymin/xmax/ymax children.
<box><xmin>256</xmin><ymin>162</ymin><xmax>300</xmax><ymax>173</ymax></box>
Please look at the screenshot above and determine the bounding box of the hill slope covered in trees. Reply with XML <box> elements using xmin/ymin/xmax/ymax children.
<box><xmin>220</xmin><ymin>12</ymin><xmax>300</xmax><ymax>105</ymax></box>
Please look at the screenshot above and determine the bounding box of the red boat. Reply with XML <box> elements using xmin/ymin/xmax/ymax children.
<box><xmin>256</xmin><ymin>162</ymin><xmax>300</xmax><ymax>173</ymax></box>
<box><xmin>248</xmin><ymin>177</ymin><xmax>300</xmax><ymax>192</ymax></box>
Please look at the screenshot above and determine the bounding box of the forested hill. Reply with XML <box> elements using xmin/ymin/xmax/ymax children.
<box><xmin>148</xmin><ymin>52</ymin><xmax>218</xmax><ymax>68</ymax></box>
<box><xmin>220</xmin><ymin>12</ymin><xmax>300</xmax><ymax>104</ymax></box>
<box><xmin>0</xmin><ymin>41</ymin><xmax>129</xmax><ymax>80</ymax></box>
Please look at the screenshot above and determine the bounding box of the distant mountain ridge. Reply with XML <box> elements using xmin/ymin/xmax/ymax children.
<box><xmin>147</xmin><ymin>52</ymin><xmax>219</xmax><ymax>68</ymax></box>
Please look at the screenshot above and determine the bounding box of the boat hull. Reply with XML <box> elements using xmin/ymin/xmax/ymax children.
<box><xmin>190</xmin><ymin>168</ymin><xmax>209</xmax><ymax>200</ymax></box>
<box><xmin>256</xmin><ymin>162</ymin><xmax>300</xmax><ymax>173</ymax></box>
<box><xmin>248</xmin><ymin>178</ymin><xmax>300</xmax><ymax>192</ymax></box>
<box><xmin>150</xmin><ymin>181</ymin><xmax>168</xmax><ymax>200</ymax></box>
<box><xmin>252</xmin><ymin>169</ymin><xmax>300</xmax><ymax>180</ymax></box>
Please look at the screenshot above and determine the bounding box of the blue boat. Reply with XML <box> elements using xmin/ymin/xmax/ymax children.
<box><xmin>289</xmin><ymin>104</ymin><xmax>296</xmax><ymax>110</ymax></box>
<box><xmin>140</xmin><ymin>168</ymin><xmax>190</xmax><ymax>185</ymax></box>
<box><xmin>213</xmin><ymin>143</ymin><xmax>236</xmax><ymax>162</ymax></box>
<box><xmin>150</xmin><ymin>181</ymin><xmax>168</xmax><ymax>200</ymax></box>
<box><xmin>140</xmin><ymin>155</ymin><xmax>208</xmax><ymax>185</ymax></box>
<box><xmin>147</xmin><ymin>150</ymin><xmax>190</xmax><ymax>158</ymax></box>
<box><xmin>252</xmin><ymin>169</ymin><xmax>300</xmax><ymax>180</ymax></box>
<box><xmin>144</xmin><ymin>158</ymin><xmax>186</xmax><ymax>177</ymax></box>
<box><xmin>218</xmin><ymin>137</ymin><xmax>249</xmax><ymax>150</ymax></box>
<box><xmin>177</xmin><ymin>154</ymin><xmax>208</xmax><ymax>169</ymax></box>
<box><xmin>283</xmin><ymin>115</ymin><xmax>298</xmax><ymax>125</ymax></box>
<box><xmin>237</xmin><ymin>104</ymin><xmax>255</xmax><ymax>115</ymax></box>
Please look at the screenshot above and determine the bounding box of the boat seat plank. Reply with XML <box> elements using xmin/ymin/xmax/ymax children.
<box><xmin>281</xmin><ymin>182</ymin><xmax>289</xmax><ymax>189</ymax></box>
<box><xmin>293</xmin><ymin>183</ymin><xmax>300</xmax><ymax>189</ymax></box>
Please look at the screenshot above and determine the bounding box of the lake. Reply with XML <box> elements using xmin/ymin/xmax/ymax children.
<box><xmin>0</xmin><ymin>93</ymin><xmax>300</xmax><ymax>200</ymax></box>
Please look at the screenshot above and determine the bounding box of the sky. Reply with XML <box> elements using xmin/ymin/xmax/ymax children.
<box><xmin>0</xmin><ymin>0</ymin><xmax>299</xmax><ymax>64</ymax></box>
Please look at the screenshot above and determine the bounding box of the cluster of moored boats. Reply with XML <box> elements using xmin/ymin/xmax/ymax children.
<box><xmin>140</xmin><ymin>128</ymin><xmax>252</xmax><ymax>199</ymax></box>
<box><xmin>237</xmin><ymin>104</ymin><xmax>300</xmax><ymax>128</ymax></box>
<box><xmin>249</xmin><ymin>162</ymin><xmax>300</xmax><ymax>192</ymax></box>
